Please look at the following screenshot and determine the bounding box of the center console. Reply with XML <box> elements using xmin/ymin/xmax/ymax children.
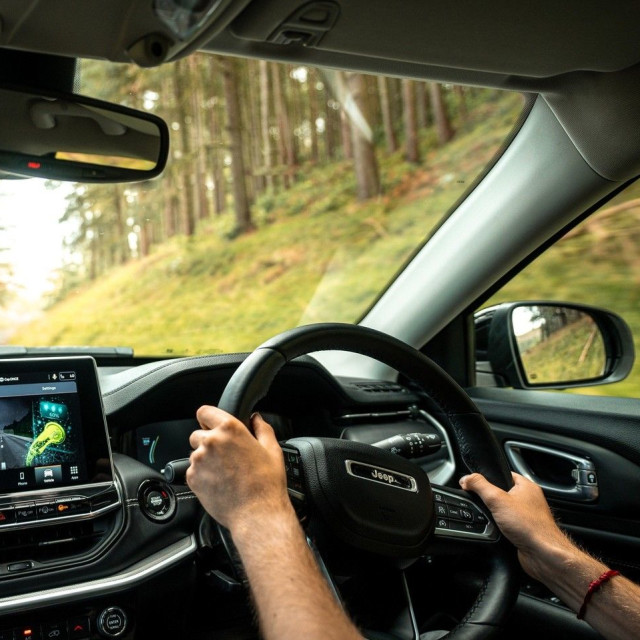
<box><xmin>0</xmin><ymin>357</ymin><xmax>120</xmax><ymax>568</ymax></box>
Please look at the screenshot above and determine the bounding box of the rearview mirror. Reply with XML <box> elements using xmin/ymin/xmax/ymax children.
<box><xmin>475</xmin><ymin>302</ymin><xmax>635</xmax><ymax>389</ymax></box>
<box><xmin>0</xmin><ymin>85</ymin><xmax>169</xmax><ymax>182</ymax></box>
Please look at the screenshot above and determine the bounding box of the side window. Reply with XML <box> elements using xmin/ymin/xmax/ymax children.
<box><xmin>479</xmin><ymin>180</ymin><xmax>640</xmax><ymax>398</ymax></box>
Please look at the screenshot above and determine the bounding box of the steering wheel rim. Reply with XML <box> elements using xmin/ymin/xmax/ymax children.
<box><xmin>217</xmin><ymin>322</ymin><xmax>519</xmax><ymax>639</ymax></box>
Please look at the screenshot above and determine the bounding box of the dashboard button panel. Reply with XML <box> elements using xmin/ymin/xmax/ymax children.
<box><xmin>0</xmin><ymin>486</ymin><xmax>120</xmax><ymax>533</ymax></box>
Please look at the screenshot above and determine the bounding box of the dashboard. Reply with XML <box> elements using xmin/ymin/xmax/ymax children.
<box><xmin>0</xmin><ymin>352</ymin><xmax>460</xmax><ymax>639</ymax></box>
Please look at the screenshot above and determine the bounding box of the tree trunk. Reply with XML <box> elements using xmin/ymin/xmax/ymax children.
<box><xmin>259</xmin><ymin>59</ymin><xmax>274</xmax><ymax>191</ymax></box>
<box><xmin>402</xmin><ymin>79</ymin><xmax>420</xmax><ymax>163</ymax></box>
<box><xmin>325</xmin><ymin>101</ymin><xmax>339</xmax><ymax>160</ymax></box>
<box><xmin>112</xmin><ymin>186</ymin><xmax>128</xmax><ymax>264</ymax></box>
<box><xmin>415</xmin><ymin>81</ymin><xmax>429</xmax><ymax>129</ymax></box>
<box><xmin>345</xmin><ymin>72</ymin><xmax>381</xmax><ymax>200</ymax></box>
<box><xmin>308</xmin><ymin>68</ymin><xmax>320</xmax><ymax>163</ymax></box>
<box><xmin>429</xmin><ymin>82</ymin><xmax>454</xmax><ymax>145</ymax></box>
<box><xmin>454</xmin><ymin>84</ymin><xmax>468</xmax><ymax>122</ymax></box>
<box><xmin>188</xmin><ymin>56</ymin><xmax>210</xmax><ymax>221</ymax></box>
<box><xmin>378</xmin><ymin>75</ymin><xmax>398</xmax><ymax>153</ymax></box>
<box><xmin>340</xmin><ymin>110</ymin><xmax>353</xmax><ymax>160</ymax></box>
<box><xmin>172</xmin><ymin>60</ymin><xmax>196</xmax><ymax>235</ymax></box>
<box><xmin>221</xmin><ymin>57</ymin><xmax>252</xmax><ymax>234</ymax></box>
<box><xmin>271</xmin><ymin>63</ymin><xmax>290</xmax><ymax>188</ymax></box>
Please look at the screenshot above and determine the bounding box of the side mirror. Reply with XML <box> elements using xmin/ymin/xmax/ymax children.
<box><xmin>0</xmin><ymin>84</ymin><xmax>169</xmax><ymax>182</ymax></box>
<box><xmin>475</xmin><ymin>302</ymin><xmax>635</xmax><ymax>389</ymax></box>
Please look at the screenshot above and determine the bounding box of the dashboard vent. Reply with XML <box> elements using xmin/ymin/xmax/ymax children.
<box><xmin>0</xmin><ymin>521</ymin><xmax>101</xmax><ymax>570</ymax></box>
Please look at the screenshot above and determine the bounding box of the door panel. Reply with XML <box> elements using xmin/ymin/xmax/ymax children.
<box><xmin>468</xmin><ymin>386</ymin><xmax>640</xmax><ymax>638</ymax></box>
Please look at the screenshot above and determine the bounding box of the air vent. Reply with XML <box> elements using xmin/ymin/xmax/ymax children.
<box><xmin>0</xmin><ymin>520</ymin><xmax>101</xmax><ymax>569</ymax></box>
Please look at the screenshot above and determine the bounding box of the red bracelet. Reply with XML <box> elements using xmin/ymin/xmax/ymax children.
<box><xmin>577</xmin><ymin>569</ymin><xmax>620</xmax><ymax>620</ymax></box>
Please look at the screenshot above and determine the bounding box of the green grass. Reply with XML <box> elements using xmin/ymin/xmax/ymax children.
<box><xmin>518</xmin><ymin>316</ymin><xmax>605</xmax><ymax>384</ymax></box>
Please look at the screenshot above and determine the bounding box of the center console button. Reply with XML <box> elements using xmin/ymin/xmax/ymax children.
<box><xmin>0</xmin><ymin>506</ymin><xmax>16</xmax><ymax>526</ymax></box>
<box><xmin>68</xmin><ymin>616</ymin><xmax>90</xmax><ymax>639</ymax></box>
<box><xmin>55</xmin><ymin>498</ymin><xmax>90</xmax><ymax>517</ymax></box>
<box><xmin>14</xmin><ymin>627</ymin><xmax>41</xmax><ymax>640</ymax></box>
<box><xmin>36</xmin><ymin>503</ymin><xmax>58</xmax><ymax>519</ymax></box>
<box><xmin>42</xmin><ymin>621</ymin><xmax>68</xmax><ymax>640</ymax></box>
<box><xmin>15</xmin><ymin>503</ymin><xmax>37</xmax><ymax>523</ymax></box>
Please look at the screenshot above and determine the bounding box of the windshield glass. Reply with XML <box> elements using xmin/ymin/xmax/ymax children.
<box><xmin>0</xmin><ymin>55</ymin><xmax>523</xmax><ymax>356</ymax></box>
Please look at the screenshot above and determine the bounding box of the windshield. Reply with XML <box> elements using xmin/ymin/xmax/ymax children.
<box><xmin>0</xmin><ymin>55</ymin><xmax>523</xmax><ymax>356</ymax></box>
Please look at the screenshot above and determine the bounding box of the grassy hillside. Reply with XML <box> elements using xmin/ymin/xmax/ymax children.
<box><xmin>10</xmin><ymin>92</ymin><xmax>523</xmax><ymax>355</ymax></box>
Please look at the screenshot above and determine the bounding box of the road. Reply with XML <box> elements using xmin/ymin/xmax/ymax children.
<box><xmin>0</xmin><ymin>433</ymin><xmax>32</xmax><ymax>469</ymax></box>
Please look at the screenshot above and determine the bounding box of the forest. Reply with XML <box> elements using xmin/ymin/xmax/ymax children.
<box><xmin>60</xmin><ymin>53</ymin><xmax>500</xmax><ymax>292</ymax></box>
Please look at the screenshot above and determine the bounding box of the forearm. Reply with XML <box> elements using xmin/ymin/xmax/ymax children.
<box><xmin>530</xmin><ymin>536</ymin><xmax>640</xmax><ymax>640</ymax></box>
<box><xmin>231</xmin><ymin>506</ymin><xmax>363</xmax><ymax>640</ymax></box>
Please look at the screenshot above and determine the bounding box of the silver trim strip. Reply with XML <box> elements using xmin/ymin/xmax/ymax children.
<box><xmin>0</xmin><ymin>481</ymin><xmax>115</xmax><ymax>502</ymax></box>
<box><xmin>0</xmin><ymin>535</ymin><xmax>196</xmax><ymax>614</ymax></box>
<box><xmin>345</xmin><ymin>460</ymin><xmax>418</xmax><ymax>492</ymax></box>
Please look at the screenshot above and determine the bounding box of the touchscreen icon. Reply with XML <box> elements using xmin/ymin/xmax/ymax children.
<box><xmin>34</xmin><ymin>465</ymin><xmax>62</xmax><ymax>485</ymax></box>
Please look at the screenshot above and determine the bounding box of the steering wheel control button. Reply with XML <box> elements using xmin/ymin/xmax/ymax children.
<box><xmin>97</xmin><ymin>607</ymin><xmax>127</xmax><ymax>638</ymax></box>
<box><xmin>68</xmin><ymin>616</ymin><xmax>90</xmax><ymax>639</ymax></box>
<box><xmin>449</xmin><ymin>520</ymin><xmax>486</xmax><ymax>534</ymax></box>
<box><xmin>138</xmin><ymin>480</ymin><xmax>176</xmax><ymax>522</ymax></box>
<box><xmin>283</xmin><ymin>447</ymin><xmax>305</xmax><ymax>496</ymax></box>
<box><xmin>432</xmin><ymin>486</ymin><xmax>497</xmax><ymax>540</ymax></box>
<box><xmin>345</xmin><ymin>460</ymin><xmax>418</xmax><ymax>492</ymax></box>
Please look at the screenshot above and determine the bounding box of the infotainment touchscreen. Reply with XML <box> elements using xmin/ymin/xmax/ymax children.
<box><xmin>0</xmin><ymin>357</ymin><xmax>113</xmax><ymax>494</ymax></box>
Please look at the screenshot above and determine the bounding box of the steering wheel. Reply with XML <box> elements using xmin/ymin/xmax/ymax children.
<box><xmin>215</xmin><ymin>323</ymin><xmax>519</xmax><ymax>639</ymax></box>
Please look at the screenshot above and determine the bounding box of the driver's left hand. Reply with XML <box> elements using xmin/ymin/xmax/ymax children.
<box><xmin>187</xmin><ymin>407</ymin><xmax>293</xmax><ymax>533</ymax></box>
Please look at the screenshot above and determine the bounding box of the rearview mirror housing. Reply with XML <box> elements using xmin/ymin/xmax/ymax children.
<box><xmin>0</xmin><ymin>84</ymin><xmax>169</xmax><ymax>183</ymax></box>
<box><xmin>475</xmin><ymin>302</ymin><xmax>635</xmax><ymax>389</ymax></box>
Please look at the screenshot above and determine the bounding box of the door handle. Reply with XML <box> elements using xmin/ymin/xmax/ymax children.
<box><xmin>504</xmin><ymin>441</ymin><xmax>598</xmax><ymax>502</ymax></box>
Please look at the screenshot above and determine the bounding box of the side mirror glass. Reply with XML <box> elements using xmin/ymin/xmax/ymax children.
<box><xmin>475</xmin><ymin>301</ymin><xmax>635</xmax><ymax>389</ymax></box>
<box><xmin>511</xmin><ymin>305</ymin><xmax>606</xmax><ymax>385</ymax></box>
<box><xmin>0</xmin><ymin>85</ymin><xmax>169</xmax><ymax>182</ymax></box>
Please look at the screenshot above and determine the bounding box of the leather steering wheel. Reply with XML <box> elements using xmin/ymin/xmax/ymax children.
<box><xmin>216</xmin><ymin>323</ymin><xmax>519</xmax><ymax>639</ymax></box>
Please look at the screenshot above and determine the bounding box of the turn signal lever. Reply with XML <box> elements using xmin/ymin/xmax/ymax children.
<box><xmin>372</xmin><ymin>432</ymin><xmax>442</xmax><ymax>459</ymax></box>
<box><xmin>163</xmin><ymin>458</ymin><xmax>190</xmax><ymax>483</ymax></box>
